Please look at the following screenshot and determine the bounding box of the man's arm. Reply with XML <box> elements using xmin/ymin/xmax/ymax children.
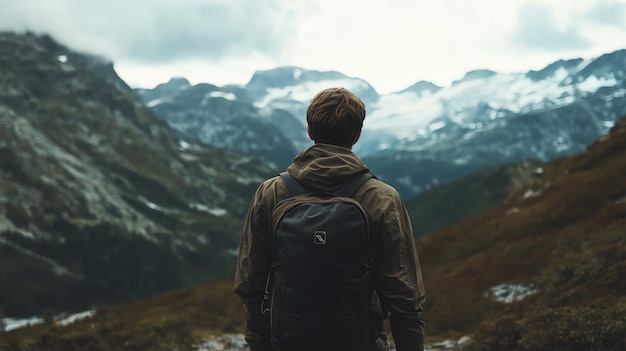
<box><xmin>376</xmin><ymin>192</ymin><xmax>426</xmax><ymax>351</ymax></box>
<box><xmin>234</xmin><ymin>184</ymin><xmax>273</xmax><ymax>351</ymax></box>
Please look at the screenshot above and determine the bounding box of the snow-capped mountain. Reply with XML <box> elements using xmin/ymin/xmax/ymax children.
<box><xmin>364</xmin><ymin>57</ymin><xmax>619</xmax><ymax>151</ymax></box>
<box><xmin>135</xmin><ymin>79</ymin><xmax>302</xmax><ymax>169</ymax></box>
<box><xmin>134</xmin><ymin>67</ymin><xmax>379</xmax><ymax>168</ymax></box>
<box><xmin>246</xmin><ymin>66</ymin><xmax>380</xmax><ymax>110</ymax></box>
<box><xmin>243</xmin><ymin>66</ymin><xmax>379</xmax><ymax>150</ymax></box>
<box><xmin>241</xmin><ymin>51</ymin><xmax>626</xmax><ymax>197</ymax></box>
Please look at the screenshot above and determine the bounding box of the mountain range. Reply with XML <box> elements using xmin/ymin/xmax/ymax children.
<box><xmin>138</xmin><ymin>52</ymin><xmax>626</xmax><ymax>198</ymax></box>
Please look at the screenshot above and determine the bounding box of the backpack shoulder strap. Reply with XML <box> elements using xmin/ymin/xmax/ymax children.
<box><xmin>279</xmin><ymin>171</ymin><xmax>309</xmax><ymax>196</ymax></box>
<box><xmin>336</xmin><ymin>172</ymin><xmax>376</xmax><ymax>198</ymax></box>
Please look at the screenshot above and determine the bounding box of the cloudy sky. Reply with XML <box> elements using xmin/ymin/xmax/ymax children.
<box><xmin>1</xmin><ymin>0</ymin><xmax>625</xmax><ymax>94</ymax></box>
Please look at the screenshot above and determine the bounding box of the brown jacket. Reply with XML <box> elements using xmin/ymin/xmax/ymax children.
<box><xmin>234</xmin><ymin>144</ymin><xmax>426</xmax><ymax>351</ymax></box>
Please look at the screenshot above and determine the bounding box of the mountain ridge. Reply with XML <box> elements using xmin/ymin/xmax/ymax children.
<box><xmin>0</xmin><ymin>31</ymin><xmax>276</xmax><ymax>317</ymax></box>
<box><xmin>137</xmin><ymin>48</ymin><xmax>626</xmax><ymax>199</ymax></box>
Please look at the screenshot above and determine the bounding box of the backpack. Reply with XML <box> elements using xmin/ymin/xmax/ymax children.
<box><xmin>261</xmin><ymin>171</ymin><xmax>378</xmax><ymax>350</ymax></box>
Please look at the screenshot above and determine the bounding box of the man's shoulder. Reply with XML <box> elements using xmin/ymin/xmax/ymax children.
<box><xmin>259</xmin><ymin>175</ymin><xmax>282</xmax><ymax>188</ymax></box>
<box><xmin>356</xmin><ymin>176</ymin><xmax>405</xmax><ymax>210</ymax></box>
<box><xmin>253</xmin><ymin>175</ymin><xmax>289</xmax><ymax>204</ymax></box>
<box><xmin>364</xmin><ymin>176</ymin><xmax>401</xmax><ymax>197</ymax></box>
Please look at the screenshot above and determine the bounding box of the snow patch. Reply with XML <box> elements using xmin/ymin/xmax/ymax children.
<box><xmin>147</xmin><ymin>98</ymin><xmax>164</xmax><ymax>107</ymax></box>
<box><xmin>190</xmin><ymin>203</ymin><xmax>227</xmax><ymax>216</ymax></box>
<box><xmin>487</xmin><ymin>283</ymin><xmax>537</xmax><ymax>303</ymax></box>
<box><xmin>523</xmin><ymin>189</ymin><xmax>542</xmax><ymax>199</ymax></box>
<box><xmin>253</xmin><ymin>78</ymin><xmax>367</xmax><ymax>108</ymax></box>
<box><xmin>208</xmin><ymin>91</ymin><xmax>236</xmax><ymax>101</ymax></box>
<box><xmin>138</xmin><ymin>196</ymin><xmax>160</xmax><ymax>210</ymax></box>
<box><xmin>180</xmin><ymin>153</ymin><xmax>199</xmax><ymax>162</ymax></box>
<box><xmin>577</xmin><ymin>75</ymin><xmax>618</xmax><ymax>93</ymax></box>
<box><xmin>58</xmin><ymin>310</ymin><xmax>95</xmax><ymax>326</ymax></box>
<box><xmin>57</xmin><ymin>55</ymin><xmax>68</xmax><ymax>63</ymax></box>
<box><xmin>2</xmin><ymin>310</ymin><xmax>94</xmax><ymax>331</ymax></box>
<box><xmin>506</xmin><ymin>207</ymin><xmax>520</xmax><ymax>215</ymax></box>
<box><xmin>191</xmin><ymin>334</ymin><xmax>249</xmax><ymax>351</ymax></box>
<box><xmin>3</xmin><ymin>316</ymin><xmax>43</xmax><ymax>331</ymax></box>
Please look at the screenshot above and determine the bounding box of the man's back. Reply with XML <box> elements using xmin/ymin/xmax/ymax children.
<box><xmin>234</xmin><ymin>88</ymin><xmax>425</xmax><ymax>351</ymax></box>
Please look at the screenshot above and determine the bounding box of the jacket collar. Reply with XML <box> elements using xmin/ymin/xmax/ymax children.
<box><xmin>286</xmin><ymin>144</ymin><xmax>370</xmax><ymax>191</ymax></box>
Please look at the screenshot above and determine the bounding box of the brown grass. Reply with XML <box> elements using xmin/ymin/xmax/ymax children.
<box><xmin>0</xmin><ymin>280</ymin><xmax>244</xmax><ymax>350</ymax></box>
<box><xmin>418</xmin><ymin>116</ymin><xmax>626</xmax><ymax>338</ymax></box>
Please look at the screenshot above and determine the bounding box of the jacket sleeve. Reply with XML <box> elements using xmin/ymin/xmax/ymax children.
<box><xmin>374</xmin><ymin>191</ymin><xmax>426</xmax><ymax>351</ymax></box>
<box><xmin>233</xmin><ymin>183</ymin><xmax>273</xmax><ymax>351</ymax></box>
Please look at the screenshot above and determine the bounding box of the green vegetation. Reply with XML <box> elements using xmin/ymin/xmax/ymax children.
<box><xmin>407</xmin><ymin>160</ymin><xmax>541</xmax><ymax>238</ymax></box>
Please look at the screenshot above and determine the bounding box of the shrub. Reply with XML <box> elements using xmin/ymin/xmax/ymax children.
<box><xmin>466</xmin><ymin>305</ymin><xmax>626</xmax><ymax>351</ymax></box>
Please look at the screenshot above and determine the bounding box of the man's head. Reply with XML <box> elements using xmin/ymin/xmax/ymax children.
<box><xmin>306</xmin><ymin>87</ymin><xmax>366</xmax><ymax>149</ymax></box>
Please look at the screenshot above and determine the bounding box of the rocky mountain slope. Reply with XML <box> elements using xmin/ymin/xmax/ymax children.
<box><xmin>0</xmin><ymin>32</ymin><xmax>276</xmax><ymax>317</ymax></box>
<box><xmin>135</xmin><ymin>79</ymin><xmax>302</xmax><ymax>169</ymax></box>
<box><xmin>134</xmin><ymin>66</ymin><xmax>381</xmax><ymax>171</ymax></box>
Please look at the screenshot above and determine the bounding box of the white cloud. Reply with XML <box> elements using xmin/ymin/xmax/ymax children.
<box><xmin>512</xmin><ymin>4</ymin><xmax>590</xmax><ymax>50</ymax></box>
<box><xmin>585</xmin><ymin>0</ymin><xmax>626</xmax><ymax>27</ymax></box>
<box><xmin>1</xmin><ymin>0</ymin><xmax>625</xmax><ymax>94</ymax></box>
<box><xmin>0</xmin><ymin>0</ymin><xmax>298</xmax><ymax>61</ymax></box>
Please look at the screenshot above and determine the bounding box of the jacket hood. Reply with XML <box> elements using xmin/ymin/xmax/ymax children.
<box><xmin>286</xmin><ymin>144</ymin><xmax>370</xmax><ymax>191</ymax></box>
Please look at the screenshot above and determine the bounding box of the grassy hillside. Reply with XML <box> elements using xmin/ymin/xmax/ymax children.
<box><xmin>0</xmin><ymin>280</ymin><xmax>243</xmax><ymax>351</ymax></box>
<box><xmin>420</xmin><ymin>115</ymin><xmax>626</xmax><ymax>349</ymax></box>
<box><xmin>406</xmin><ymin>160</ymin><xmax>542</xmax><ymax>238</ymax></box>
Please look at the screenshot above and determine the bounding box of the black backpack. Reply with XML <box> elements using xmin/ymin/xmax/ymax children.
<box><xmin>261</xmin><ymin>171</ymin><xmax>378</xmax><ymax>350</ymax></box>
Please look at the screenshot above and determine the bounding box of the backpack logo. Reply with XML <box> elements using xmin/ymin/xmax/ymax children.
<box><xmin>314</xmin><ymin>231</ymin><xmax>327</xmax><ymax>245</ymax></box>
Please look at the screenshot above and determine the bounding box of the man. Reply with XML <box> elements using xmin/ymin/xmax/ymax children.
<box><xmin>234</xmin><ymin>87</ymin><xmax>426</xmax><ymax>351</ymax></box>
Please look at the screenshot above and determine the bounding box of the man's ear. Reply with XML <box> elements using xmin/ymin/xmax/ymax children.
<box><xmin>307</xmin><ymin>125</ymin><xmax>315</xmax><ymax>141</ymax></box>
<box><xmin>352</xmin><ymin>129</ymin><xmax>362</xmax><ymax>146</ymax></box>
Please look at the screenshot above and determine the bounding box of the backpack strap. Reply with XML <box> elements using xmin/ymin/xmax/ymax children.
<box><xmin>279</xmin><ymin>172</ymin><xmax>309</xmax><ymax>196</ymax></box>
<box><xmin>336</xmin><ymin>172</ymin><xmax>375</xmax><ymax>198</ymax></box>
<box><xmin>279</xmin><ymin>171</ymin><xmax>375</xmax><ymax>198</ymax></box>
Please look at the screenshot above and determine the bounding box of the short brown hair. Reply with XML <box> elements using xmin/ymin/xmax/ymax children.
<box><xmin>306</xmin><ymin>88</ymin><xmax>366</xmax><ymax>148</ymax></box>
